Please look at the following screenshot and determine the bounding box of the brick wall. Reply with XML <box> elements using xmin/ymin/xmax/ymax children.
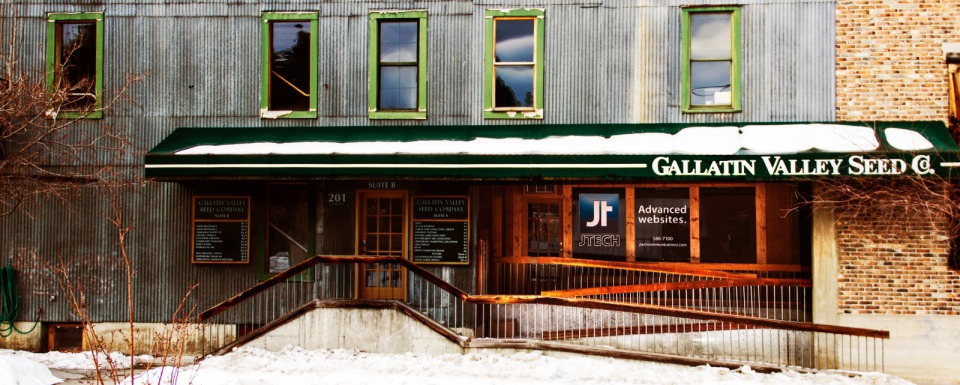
<box><xmin>836</xmin><ymin>0</ymin><xmax>960</xmax><ymax>121</ymax></box>
<box><xmin>834</xmin><ymin>202</ymin><xmax>960</xmax><ymax>315</ymax></box>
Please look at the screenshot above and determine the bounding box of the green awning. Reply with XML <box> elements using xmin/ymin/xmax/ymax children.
<box><xmin>145</xmin><ymin>121</ymin><xmax>960</xmax><ymax>181</ymax></box>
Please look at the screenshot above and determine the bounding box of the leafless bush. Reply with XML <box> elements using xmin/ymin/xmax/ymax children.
<box><xmin>0</xmin><ymin>6</ymin><xmax>144</xmax><ymax>216</ymax></box>
<box><xmin>810</xmin><ymin>176</ymin><xmax>960</xmax><ymax>269</ymax></box>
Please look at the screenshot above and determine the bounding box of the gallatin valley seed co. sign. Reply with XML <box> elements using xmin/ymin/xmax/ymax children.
<box><xmin>649</xmin><ymin>154</ymin><xmax>939</xmax><ymax>177</ymax></box>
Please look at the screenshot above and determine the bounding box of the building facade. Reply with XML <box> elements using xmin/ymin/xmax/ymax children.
<box><xmin>1</xmin><ymin>1</ymin><xmax>958</xmax><ymax>382</ymax></box>
<box><xmin>824</xmin><ymin>0</ymin><xmax>960</xmax><ymax>382</ymax></box>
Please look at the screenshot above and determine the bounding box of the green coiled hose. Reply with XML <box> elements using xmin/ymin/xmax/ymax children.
<box><xmin>1</xmin><ymin>260</ymin><xmax>40</xmax><ymax>337</ymax></box>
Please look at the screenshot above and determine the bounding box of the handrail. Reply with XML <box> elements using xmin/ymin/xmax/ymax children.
<box><xmin>197</xmin><ymin>254</ymin><xmax>328</xmax><ymax>322</ymax></box>
<box><xmin>313</xmin><ymin>255</ymin><xmax>472</xmax><ymax>300</ymax></box>
<box><xmin>198</xmin><ymin>255</ymin><xmax>886</xmax><ymax>340</ymax></box>
<box><xmin>496</xmin><ymin>256</ymin><xmax>757</xmax><ymax>279</ymax></box>
<box><xmin>541</xmin><ymin>278</ymin><xmax>812</xmax><ymax>298</ymax></box>
<box><xmin>360</xmin><ymin>256</ymin><xmax>879</xmax><ymax>338</ymax></box>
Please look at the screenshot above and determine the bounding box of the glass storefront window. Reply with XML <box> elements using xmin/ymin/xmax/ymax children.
<box><xmin>699</xmin><ymin>187</ymin><xmax>757</xmax><ymax>263</ymax></box>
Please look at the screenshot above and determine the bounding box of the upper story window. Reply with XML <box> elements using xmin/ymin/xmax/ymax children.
<box><xmin>368</xmin><ymin>11</ymin><xmax>427</xmax><ymax>120</ymax></box>
<box><xmin>681</xmin><ymin>6</ymin><xmax>741</xmax><ymax>113</ymax></box>
<box><xmin>261</xmin><ymin>12</ymin><xmax>318</xmax><ymax>119</ymax></box>
<box><xmin>46</xmin><ymin>13</ymin><xmax>104</xmax><ymax>119</ymax></box>
<box><xmin>484</xmin><ymin>9</ymin><xmax>544</xmax><ymax>120</ymax></box>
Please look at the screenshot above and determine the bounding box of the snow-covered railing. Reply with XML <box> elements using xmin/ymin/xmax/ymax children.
<box><xmin>196</xmin><ymin>255</ymin><xmax>884</xmax><ymax>373</ymax></box>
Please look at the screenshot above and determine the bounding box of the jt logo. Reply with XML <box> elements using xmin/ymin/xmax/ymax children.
<box><xmin>579</xmin><ymin>193</ymin><xmax>619</xmax><ymax>233</ymax></box>
<box><xmin>586</xmin><ymin>200</ymin><xmax>613</xmax><ymax>227</ymax></box>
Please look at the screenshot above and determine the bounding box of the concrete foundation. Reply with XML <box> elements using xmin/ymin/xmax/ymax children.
<box><xmin>813</xmin><ymin>206</ymin><xmax>960</xmax><ymax>384</ymax></box>
<box><xmin>244</xmin><ymin>307</ymin><xmax>464</xmax><ymax>355</ymax></box>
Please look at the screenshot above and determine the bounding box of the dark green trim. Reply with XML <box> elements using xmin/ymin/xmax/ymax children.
<box><xmin>484</xmin><ymin>9</ymin><xmax>545</xmax><ymax>120</ymax></box>
<box><xmin>46</xmin><ymin>13</ymin><xmax>104</xmax><ymax>119</ymax></box>
<box><xmin>260</xmin><ymin>12</ymin><xmax>319</xmax><ymax>119</ymax></box>
<box><xmin>681</xmin><ymin>6</ymin><xmax>741</xmax><ymax>114</ymax></box>
<box><xmin>368</xmin><ymin>10</ymin><xmax>428</xmax><ymax>120</ymax></box>
<box><xmin>144</xmin><ymin>122</ymin><xmax>960</xmax><ymax>181</ymax></box>
<box><xmin>145</xmin><ymin>152</ymin><xmax>960</xmax><ymax>181</ymax></box>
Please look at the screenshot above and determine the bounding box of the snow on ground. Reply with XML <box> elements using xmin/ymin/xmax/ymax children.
<box><xmin>0</xmin><ymin>347</ymin><xmax>917</xmax><ymax>385</ymax></box>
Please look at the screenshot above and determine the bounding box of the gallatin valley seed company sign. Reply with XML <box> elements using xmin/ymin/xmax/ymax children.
<box><xmin>650</xmin><ymin>155</ymin><xmax>938</xmax><ymax>177</ymax></box>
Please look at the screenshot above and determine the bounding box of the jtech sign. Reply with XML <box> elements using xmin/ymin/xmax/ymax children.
<box><xmin>577</xmin><ymin>193</ymin><xmax>622</xmax><ymax>248</ymax></box>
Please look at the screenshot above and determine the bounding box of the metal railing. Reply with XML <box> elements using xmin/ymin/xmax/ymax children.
<box><xmin>197</xmin><ymin>255</ymin><xmax>883</xmax><ymax>372</ymax></box>
<box><xmin>493</xmin><ymin>258</ymin><xmax>812</xmax><ymax>322</ymax></box>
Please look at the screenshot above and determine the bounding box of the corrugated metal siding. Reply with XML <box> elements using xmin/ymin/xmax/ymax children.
<box><xmin>1</xmin><ymin>0</ymin><xmax>834</xmax><ymax>323</ymax></box>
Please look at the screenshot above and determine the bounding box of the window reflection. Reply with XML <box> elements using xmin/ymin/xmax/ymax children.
<box><xmin>495</xmin><ymin>19</ymin><xmax>534</xmax><ymax>62</ymax></box>
<box><xmin>494</xmin><ymin>18</ymin><xmax>536</xmax><ymax>109</ymax></box>
<box><xmin>270</xmin><ymin>21</ymin><xmax>311</xmax><ymax>111</ymax></box>
<box><xmin>690</xmin><ymin>61</ymin><xmax>731</xmax><ymax>106</ymax></box>
<box><xmin>527</xmin><ymin>202</ymin><xmax>561</xmax><ymax>257</ymax></box>
<box><xmin>380</xmin><ymin>21</ymin><xmax>417</xmax><ymax>62</ymax></box>
<box><xmin>690</xmin><ymin>13</ymin><xmax>731</xmax><ymax>59</ymax></box>
<box><xmin>380</xmin><ymin>66</ymin><xmax>417</xmax><ymax>109</ymax></box>
<box><xmin>688</xmin><ymin>12</ymin><xmax>733</xmax><ymax>107</ymax></box>
<box><xmin>379</xmin><ymin>20</ymin><xmax>418</xmax><ymax>110</ymax></box>
<box><xmin>57</xmin><ymin>22</ymin><xmax>97</xmax><ymax>109</ymax></box>
<box><xmin>495</xmin><ymin>66</ymin><xmax>534</xmax><ymax>108</ymax></box>
<box><xmin>267</xmin><ymin>184</ymin><xmax>310</xmax><ymax>274</ymax></box>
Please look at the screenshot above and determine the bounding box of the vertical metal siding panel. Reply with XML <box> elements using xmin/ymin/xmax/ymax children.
<box><xmin>431</xmin><ymin>8</ymin><xmax>478</xmax><ymax>125</ymax></box>
<box><xmin>0</xmin><ymin>0</ymin><xmax>840</xmax><ymax>325</ymax></box>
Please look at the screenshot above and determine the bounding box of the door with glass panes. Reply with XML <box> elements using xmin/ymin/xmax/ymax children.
<box><xmin>358</xmin><ymin>191</ymin><xmax>407</xmax><ymax>299</ymax></box>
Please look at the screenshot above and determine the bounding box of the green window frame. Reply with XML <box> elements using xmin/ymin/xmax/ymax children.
<box><xmin>46</xmin><ymin>13</ymin><xmax>104</xmax><ymax>119</ymax></box>
<box><xmin>368</xmin><ymin>11</ymin><xmax>427</xmax><ymax>120</ymax></box>
<box><xmin>260</xmin><ymin>12</ymin><xmax>318</xmax><ymax>119</ymax></box>
<box><xmin>681</xmin><ymin>6</ymin><xmax>741</xmax><ymax>113</ymax></box>
<box><xmin>484</xmin><ymin>9</ymin><xmax>545</xmax><ymax>120</ymax></box>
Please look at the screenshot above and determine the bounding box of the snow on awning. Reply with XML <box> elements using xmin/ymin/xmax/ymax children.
<box><xmin>144</xmin><ymin>122</ymin><xmax>960</xmax><ymax>181</ymax></box>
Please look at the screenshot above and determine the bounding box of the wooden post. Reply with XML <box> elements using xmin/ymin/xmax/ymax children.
<box><xmin>562</xmin><ymin>185</ymin><xmax>573</xmax><ymax>258</ymax></box>
<box><xmin>689</xmin><ymin>187</ymin><xmax>700</xmax><ymax>263</ymax></box>
<box><xmin>625</xmin><ymin>187</ymin><xmax>636</xmax><ymax>262</ymax></box>
<box><xmin>755</xmin><ymin>184</ymin><xmax>767</xmax><ymax>265</ymax></box>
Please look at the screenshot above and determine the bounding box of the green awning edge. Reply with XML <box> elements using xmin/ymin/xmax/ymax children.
<box><xmin>145</xmin><ymin>121</ymin><xmax>960</xmax><ymax>181</ymax></box>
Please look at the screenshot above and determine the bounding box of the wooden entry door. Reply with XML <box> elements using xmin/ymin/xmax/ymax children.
<box><xmin>359</xmin><ymin>191</ymin><xmax>407</xmax><ymax>299</ymax></box>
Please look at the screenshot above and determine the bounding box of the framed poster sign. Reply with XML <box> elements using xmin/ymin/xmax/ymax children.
<box><xmin>412</xmin><ymin>196</ymin><xmax>469</xmax><ymax>265</ymax></box>
<box><xmin>634</xmin><ymin>188</ymin><xmax>690</xmax><ymax>262</ymax></box>
<box><xmin>573</xmin><ymin>188</ymin><xmax>626</xmax><ymax>261</ymax></box>
<box><xmin>192</xmin><ymin>196</ymin><xmax>251</xmax><ymax>264</ymax></box>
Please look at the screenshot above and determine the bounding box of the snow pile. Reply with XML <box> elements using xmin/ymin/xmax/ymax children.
<box><xmin>0</xmin><ymin>348</ymin><xmax>151</xmax><ymax>370</ymax></box>
<box><xmin>884</xmin><ymin>128</ymin><xmax>935</xmax><ymax>151</ymax></box>
<box><xmin>175</xmin><ymin>124</ymin><xmax>933</xmax><ymax>157</ymax></box>
<box><xmin>0</xmin><ymin>355</ymin><xmax>62</xmax><ymax>385</ymax></box>
<box><xmin>121</xmin><ymin>346</ymin><xmax>915</xmax><ymax>385</ymax></box>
